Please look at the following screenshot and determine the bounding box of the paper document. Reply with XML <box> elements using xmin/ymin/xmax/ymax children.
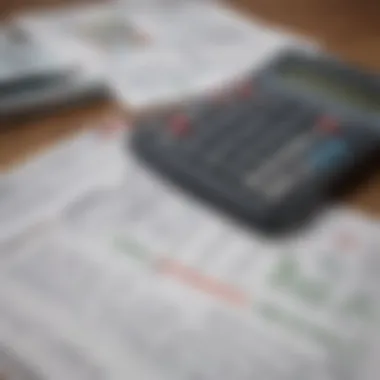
<box><xmin>16</xmin><ymin>1</ymin><xmax>318</xmax><ymax>109</ymax></box>
<box><xmin>0</xmin><ymin>121</ymin><xmax>126</xmax><ymax>244</ymax></box>
<box><xmin>0</xmin><ymin>128</ymin><xmax>379</xmax><ymax>379</ymax></box>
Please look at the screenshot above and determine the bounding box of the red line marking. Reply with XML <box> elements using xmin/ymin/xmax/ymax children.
<box><xmin>157</xmin><ymin>258</ymin><xmax>249</xmax><ymax>307</ymax></box>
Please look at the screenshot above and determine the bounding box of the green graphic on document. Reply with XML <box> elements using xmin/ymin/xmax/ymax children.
<box><xmin>269</xmin><ymin>254</ymin><xmax>376</xmax><ymax>321</ymax></box>
<box><xmin>113</xmin><ymin>236</ymin><xmax>150</xmax><ymax>263</ymax></box>
<box><xmin>270</xmin><ymin>255</ymin><xmax>330</xmax><ymax>306</ymax></box>
<box><xmin>256</xmin><ymin>252</ymin><xmax>377</xmax><ymax>355</ymax></box>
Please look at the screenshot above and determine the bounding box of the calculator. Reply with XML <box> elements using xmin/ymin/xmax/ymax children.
<box><xmin>131</xmin><ymin>49</ymin><xmax>380</xmax><ymax>233</ymax></box>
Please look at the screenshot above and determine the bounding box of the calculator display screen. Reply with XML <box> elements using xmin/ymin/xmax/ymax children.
<box><xmin>279</xmin><ymin>64</ymin><xmax>380</xmax><ymax>113</ymax></box>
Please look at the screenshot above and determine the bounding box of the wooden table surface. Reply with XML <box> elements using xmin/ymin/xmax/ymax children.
<box><xmin>0</xmin><ymin>0</ymin><xmax>379</xmax><ymax>217</ymax></box>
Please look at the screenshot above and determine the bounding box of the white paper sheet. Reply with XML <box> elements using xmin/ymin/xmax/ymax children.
<box><xmin>0</xmin><ymin>121</ymin><xmax>126</xmax><ymax>244</ymax></box>
<box><xmin>107</xmin><ymin>2</ymin><xmax>318</xmax><ymax>108</ymax></box>
<box><xmin>16</xmin><ymin>1</ymin><xmax>318</xmax><ymax>109</ymax></box>
<box><xmin>0</xmin><ymin>128</ymin><xmax>378</xmax><ymax>380</ymax></box>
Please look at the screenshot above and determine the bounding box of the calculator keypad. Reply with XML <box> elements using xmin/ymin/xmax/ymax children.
<box><xmin>132</xmin><ymin>79</ymin><xmax>373</xmax><ymax>232</ymax></box>
<box><xmin>157</xmin><ymin>92</ymin><xmax>331</xmax><ymax>201</ymax></box>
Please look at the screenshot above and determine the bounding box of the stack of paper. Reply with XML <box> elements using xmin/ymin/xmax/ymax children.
<box><xmin>0</xmin><ymin>125</ymin><xmax>379</xmax><ymax>379</ymax></box>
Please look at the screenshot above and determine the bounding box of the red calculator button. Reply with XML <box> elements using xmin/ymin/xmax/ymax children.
<box><xmin>239</xmin><ymin>83</ymin><xmax>253</xmax><ymax>99</ymax></box>
<box><xmin>317</xmin><ymin>116</ymin><xmax>340</xmax><ymax>134</ymax></box>
<box><xmin>170</xmin><ymin>114</ymin><xmax>191</xmax><ymax>136</ymax></box>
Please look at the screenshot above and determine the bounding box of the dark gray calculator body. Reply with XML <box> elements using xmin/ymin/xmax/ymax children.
<box><xmin>131</xmin><ymin>49</ymin><xmax>380</xmax><ymax>233</ymax></box>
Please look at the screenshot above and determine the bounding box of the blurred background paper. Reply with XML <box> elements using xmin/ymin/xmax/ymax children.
<box><xmin>16</xmin><ymin>0</ymin><xmax>317</xmax><ymax>109</ymax></box>
<box><xmin>16</xmin><ymin>3</ymin><xmax>150</xmax><ymax>53</ymax></box>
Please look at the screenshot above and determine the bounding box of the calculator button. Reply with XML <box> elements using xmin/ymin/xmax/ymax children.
<box><xmin>309</xmin><ymin>139</ymin><xmax>350</xmax><ymax>171</ymax></box>
<box><xmin>316</xmin><ymin>116</ymin><xmax>340</xmax><ymax>134</ymax></box>
<box><xmin>244</xmin><ymin>127</ymin><xmax>319</xmax><ymax>202</ymax></box>
<box><xmin>191</xmin><ymin>113</ymin><xmax>238</xmax><ymax>148</ymax></box>
<box><xmin>170</xmin><ymin>114</ymin><xmax>191</xmax><ymax>136</ymax></box>
<box><xmin>238</xmin><ymin>83</ymin><xmax>254</xmax><ymax>99</ymax></box>
<box><xmin>267</xmin><ymin>174</ymin><xmax>296</xmax><ymax>199</ymax></box>
<box><xmin>267</xmin><ymin>165</ymin><xmax>310</xmax><ymax>200</ymax></box>
<box><xmin>190</xmin><ymin>101</ymin><xmax>261</xmax><ymax>154</ymax></box>
<box><xmin>245</xmin><ymin>133</ymin><xmax>313</xmax><ymax>188</ymax></box>
<box><xmin>206</xmin><ymin>115</ymin><xmax>260</xmax><ymax>164</ymax></box>
<box><xmin>238</xmin><ymin>107</ymin><xmax>315</xmax><ymax>174</ymax></box>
